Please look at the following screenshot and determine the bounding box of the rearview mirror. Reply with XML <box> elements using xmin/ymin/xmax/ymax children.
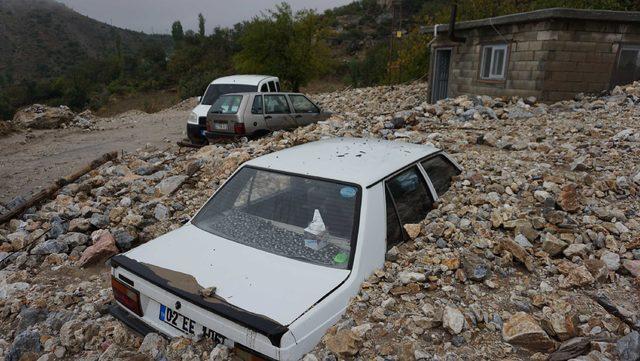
<box><xmin>197</xmin><ymin>96</ymin><xmax>202</xmax><ymax>103</ymax></box>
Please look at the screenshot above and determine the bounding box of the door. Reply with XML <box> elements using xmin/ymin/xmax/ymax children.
<box><xmin>288</xmin><ymin>94</ymin><xmax>322</xmax><ymax>126</ymax></box>
<box><xmin>611</xmin><ymin>45</ymin><xmax>640</xmax><ymax>89</ymax></box>
<box><xmin>431</xmin><ymin>48</ymin><xmax>452</xmax><ymax>102</ymax></box>
<box><xmin>263</xmin><ymin>94</ymin><xmax>296</xmax><ymax>130</ymax></box>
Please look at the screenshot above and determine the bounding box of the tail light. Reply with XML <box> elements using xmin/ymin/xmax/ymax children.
<box><xmin>234</xmin><ymin>123</ymin><xmax>246</xmax><ymax>135</ymax></box>
<box><xmin>111</xmin><ymin>276</ymin><xmax>143</xmax><ymax>316</ymax></box>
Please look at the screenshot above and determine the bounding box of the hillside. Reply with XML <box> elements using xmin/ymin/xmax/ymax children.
<box><xmin>0</xmin><ymin>0</ymin><xmax>171</xmax><ymax>86</ymax></box>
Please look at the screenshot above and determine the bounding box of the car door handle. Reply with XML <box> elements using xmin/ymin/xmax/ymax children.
<box><xmin>264</xmin><ymin>115</ymin><xmax>272</xmax><ymax>120</ymax></box>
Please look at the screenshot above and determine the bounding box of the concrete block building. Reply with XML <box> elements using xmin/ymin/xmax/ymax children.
<box><xmin>423</xmin><ymin>8</ymin><xmax>640</xmax><ymax>102</ymax></box>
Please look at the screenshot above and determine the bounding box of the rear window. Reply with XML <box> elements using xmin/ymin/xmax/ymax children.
<box><xmin>192</xmin><ymin>167</ymin><xmax>361</xmax><ymax>269</ymax></box>
<box><xmin>210</xmin><ymin>95</ymin><xmax>243</xmax><ymax>114</ymax></box>
<box><xmin>201</xmin><ymin>84</ymin><xmax>256</xmax><ymax>105</ymax></box>
<box><xmin>251</xmin><ymin>95</ymin><xmax>263</xmax><ymax>114</ymax></box>
<box><xmin>420</xmin><ymin>155</ymin><xmax>461</xmax><ymax>196</ymax></box>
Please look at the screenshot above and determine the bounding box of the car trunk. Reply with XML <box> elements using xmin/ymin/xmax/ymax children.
<box><xmin>119</xmin><ymin>224</ymin><xmax>350</xmax><ymax>326</ymax></box>
<box><xmin>206</xmin><ymin>114</ymin><xmax>240</xmax><ymax>134</ymax></box>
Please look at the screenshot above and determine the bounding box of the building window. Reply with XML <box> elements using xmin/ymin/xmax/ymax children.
<box><xmin>480</xmin><ymin>44</ymin><xmax>508</xmax><ymax>80</ymax></box>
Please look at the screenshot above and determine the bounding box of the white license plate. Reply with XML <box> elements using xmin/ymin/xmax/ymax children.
<box><xmin>213</xmin><ymin>123</ymin><xmax>228</xmax><ymax>130</ymax></box>
<box><xmin>159</xmin><ymin>304</ymin><xmax>227</xmax><ymax>344</ymax></box>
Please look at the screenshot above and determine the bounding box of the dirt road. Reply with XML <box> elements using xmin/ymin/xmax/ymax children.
<box><xmin>0</xmin><ymin>99</ymin><xmax>196</xmax><ymax>205</ymax></box>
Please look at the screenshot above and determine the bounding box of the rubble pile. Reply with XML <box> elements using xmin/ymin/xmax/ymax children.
<box><xmin>0</xmin><ymin>81</ymin><xmax>639</xmax><ymax>361</ymax></box>
<box><xmin>9</xmin><ymin>104</ymin><xmax>101</xmax><ymax>130</ymax></box>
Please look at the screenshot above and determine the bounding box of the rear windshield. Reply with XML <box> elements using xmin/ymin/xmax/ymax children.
<box><xmin>210</xmin><ymin>95</ymin><xmax>243</xmax><ymax>114</ymax></box>
<box><xmin>201</xmin><ymin>84</ymin><xmax>257</xmax><ymax>105</ymax></box>
<box><xmin>192</xmin><ymin>167</ymin><xmax>361</xmax><ymax>269</ymax></box>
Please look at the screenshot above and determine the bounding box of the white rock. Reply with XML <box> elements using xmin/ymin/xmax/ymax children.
<box><xmin>600</xmin><ymin>251</ymin><xmax>620</xmax><ymax>271</ymax></box>
<box><xmin>398</xmin><ymin>271</ymin><xmax>425</xmax><ymax>284</ymax></box>
<box><xmin>442</xmin><ymin>306</ymin><xmax>465</xmax><ymax>335</ymax></box>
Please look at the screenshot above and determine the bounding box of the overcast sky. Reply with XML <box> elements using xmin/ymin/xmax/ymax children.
<box><xmin>55</xmin><ymin>0</ymin><xmax>352</xmax><ymax>34</ymax></box>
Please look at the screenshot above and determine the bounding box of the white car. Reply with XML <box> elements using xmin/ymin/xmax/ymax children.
<box><xmin>109</xmin><ymin>138</ymin><xmax>462</xmax><ymax>360</ymax></box>
<box><xmin>187</xmin><ymin>75</ymin><xmax>280</xmax><ymax>144</ymax></box>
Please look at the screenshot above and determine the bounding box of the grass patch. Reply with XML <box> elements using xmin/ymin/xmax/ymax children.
<box><xmin>95</xmin><ymin>89</ymin><xmax>181</xmax><ymax>117</ymax></box>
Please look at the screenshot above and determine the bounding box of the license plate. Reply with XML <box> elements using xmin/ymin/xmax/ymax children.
<box><xmin>213</xmin><ymin>123</ymin><xmax>228</xmax><ymax>130</ymax></box>
<box><xmin>159</xmin><ymin>304</ymin><xmax>227</xmax><ymax>344</ymax></box>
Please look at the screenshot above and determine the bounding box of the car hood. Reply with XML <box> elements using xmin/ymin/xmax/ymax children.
<box><xmin>124</xmin><ymin>224</ymin><xmax>350</xmax><ymax>326</ymax></box>
<box><xmin>191</xmin><ymin>104</ymin><xmax>211</xmax><ymax>117</ymax></box>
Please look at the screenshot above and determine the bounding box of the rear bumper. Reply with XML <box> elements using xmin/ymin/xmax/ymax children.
<box><xmin>204</xmin><ymin>130</ymin><xmax>240</xmax><ymax>139</ymax></box>
<box><xmin>109</xmin><ymin>303</ymin><xmax>165</xmax><ymax>338</ymax></box>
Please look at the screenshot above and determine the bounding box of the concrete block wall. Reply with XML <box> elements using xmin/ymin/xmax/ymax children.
<box><xmin>430</xmin><ymin>18</ymin><xmax>640</xmax><ymax>102</ymax></box>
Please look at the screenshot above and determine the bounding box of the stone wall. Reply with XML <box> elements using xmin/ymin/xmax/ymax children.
<box><xmin>429</xmin><ymin>18</ymin><xmax>640</xmax><ymax>101</ymax></box>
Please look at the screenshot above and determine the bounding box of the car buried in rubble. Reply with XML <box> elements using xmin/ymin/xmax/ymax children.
<box><xmin>109</xmin><ymin>137</ymin><xmax>462</xmax><ymax>360</ymax></box>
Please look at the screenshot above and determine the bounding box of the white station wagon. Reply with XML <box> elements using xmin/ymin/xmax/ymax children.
<box><xmin>109</xmin><ymin>138</ymin><xmax>462</xmax><ymax>360</ymax></box>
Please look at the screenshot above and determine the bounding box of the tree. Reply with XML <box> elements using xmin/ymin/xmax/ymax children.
<box><xmin>172</xmin><ymin>21</ymin><xmax>184</xmax><ymax>44</ymax></box>
<box><xmin>198</xmin><ymin>14</ymin><xmax>206</xmax><ymax>37</ymax></box>
<box><xmin>233</xmin><ymin>3</ymin><xmax>333</xmax><ymax>91</ymax></box>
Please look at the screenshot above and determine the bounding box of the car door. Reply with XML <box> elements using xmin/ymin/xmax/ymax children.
<box><xmin>288</xmin><ymin>94</ymin><xmax>324</xmax><ymax>126</ymax></box>
<box><xmin>263</xmin><ymin>94</ymin><xmax>296</xmax><ymax>130</ymax></box>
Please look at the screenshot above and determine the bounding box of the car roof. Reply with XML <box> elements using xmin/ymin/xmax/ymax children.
<box><xmin>244</xmin><ymin>138</ymin><xmax>441</xmax><ymax>187</ymax></box>
<box><xmin>211</xmin><ymin>75</ymin><xmax>278</xmax><ymax>86</ymax></box>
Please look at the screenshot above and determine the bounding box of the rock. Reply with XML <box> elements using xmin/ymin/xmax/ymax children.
<box><xmin>398</xmin><ymin>271</ymin><xmax>425</xmax><ymax>284</ymax></box>
<box><xmin>59</xmin><ymin>320</ymin><xmax>83</xmax><ymax>350</ymax></box>
<box><xmin>78</xmin><ymin>231</ymin><xmax>118</xmax><ymax>267</ymax></box>
<box><xmin>499</xmin><ymin>238</ymin><xmax>535</xmax><ymax>272</ymax></box>
<box><xmin>403</xmin><ymin>223</ymin><xmax>421</xmax><ymax>239</ymax></box>
<box><xmin>617</xmin><ymin>331</ymin><xmax>640</xmax><ymax>361</ymax></box>
<box><xmin>58</xmin><ymin>232</ymin><xmax>89</xmax><ymax>248</ymax></box>
<box><xmin>13</xmin><ymin>104</ymin><xmax>75</xmax><ymax>129</ymax></box>
<box><xmin>200</xmin><ymin>287</ymin><xmax>216</xmax><ymax>297</ymax></box>
<box><xmin>154</xmin><ymin>203</ymin><xmax>170</xmax><ymax>221</ymax></box>
<box><xmin>156</xmin><ymin>175</ymin><xmax>188</xmax><ymax>196</ymax></box>
<box><xmin>563</xmin><ymin>244</ymin><xmax>589</xmax><ymax>258</ymax></box>
<box><xmin>584</xmin><ymin>259</ymin><xmax>609</xmax><ymax>282</ymax></box>
<box><xmin>208</xmin><ymin>344</ymin><xmax>229</xmax><ymax>361</ymax></box>
<box><xmin>515</xmin><ymin>233</ymin><xmax>534</xmax><ymax>248</ymax></box>
<box><xmin>548</xmin><ymin>337</ymin><xmax>591</xmax><ymax>361</ymax></box>
<box><xmin>542</xmin><ymin>233</ymin><xmax>568</xmax><ymax>256</ymax></box>
<box><xmin>302</xmin><ymin>354</ymin><xmax>318</xmax><ymax>361</ymax></box>
<box><xmin>112</xmin><ymin>229</ymin><xmax>135</xmax><ymax>250</ymax></box>
<box><xmin>622</xmin><ymin>259</ymin><xmax>640</xmax><ymax>277</ymax></box>
<box><xmin>600</xmin><ymin>251</ymin><xmax>620</xmax><ymax>271</ymax></box>
<box><xmin>502</xmin><ymin>312</ymin><xmax>555</xmax><ymax>353</ymax></box>
<box><xmin>557</xmin><ymin>184</ymin><xmax>581</xmax><ymax>213</ymax></box>
<box><xmin>462</xmin><ymin>251</ymin><xmax>490</xmax><ymax>281</ymax></box>
<box><xmin>89</xmin><ymin>213</ymin><xmax>109</xmax><ymax>229</ymax></box>
<box><xmin>5</xmin><ymin>330</ymin><xmax>42</xmax><ymax>361</ymax></box>
<box><xmin>570</xmin><ymin>156</ymin><xmax>589</xmax><ymax>171</ymax></box>
<box><xmin>68</xmin><ymin>218</ymin><xmax>91</xmax><ymax>232</ymax></box>
<box><xmin>138</xmin><ymin>333</ymin><xmax>166</xmax><ymax>360</ymax></box>
<box><xmin>557</xmin><ymin>261</ymin><xmax>595</xmax><ymax>288</ymax></box>
<box><xmin>442</xmin><ymin>306</ymin><xmax>465</xmax><ymax>335</ymax></box>
<box><xmin>0</xmin><ymin>282</ymin><xmax>30</xmax><ymax>300</ymax></box>
<box><xmin>325</xmin><ymin>329</ymin><xmax>360</xmax><ymax>357</ymax></box>
<box><xmin>30</xmin><ymin>239</ymin><xmax>68</xmax><ymax>255</ymax></box>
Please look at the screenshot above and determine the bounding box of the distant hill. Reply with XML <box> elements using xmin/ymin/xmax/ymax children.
<box><xmin>0</xmin><ymin>0</ymin><xmax>171</xmax><ymax>85</ymax></box>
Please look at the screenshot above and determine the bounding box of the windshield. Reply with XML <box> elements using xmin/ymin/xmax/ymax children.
<box><xmin>210</xmin><ymin>95</ymin><xmax>243</xmax><ymax>114</ymax></box>
<box><xmin>201</xmin><ymin>84</ymin><xmax>257</xmax><ymax>105</ymax></box>
<box><xmin>192</xmin><ymin>167</ymin><xmax>360</xmax><ymax>269</ymax></box>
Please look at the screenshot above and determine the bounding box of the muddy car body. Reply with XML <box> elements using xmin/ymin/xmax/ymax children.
<box><xmin>109</xmin><ymin>138</ymin><xmax>462</xmax><ymax>360</ymax></box>
<box><xmin>187</xmin><ymin>75</ymin><xmax>280</xmax><ymax>144</ymax></box>
<box><xmin>204</xmin><ymin>92</ymin><xmax>330</xmax><ymax>139</ymax></box>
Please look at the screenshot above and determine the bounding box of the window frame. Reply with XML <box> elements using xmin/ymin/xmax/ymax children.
<box><xmin>381</xmin><ymin>153</ymin><xmax>463</xmax><ymax>248</ymax></box>
<box><xmin>289</xmin><ymin>94</ymin><xmax>320</xmax><ymax>114</ymax></box>
<box><xmin>479</xmin><ymin>43</ymin><xmax>509</xmax><ymax>81</ymax></box>
<box><xmin>263</xmin><ymin>94</ymin><xmax>292</xmax><ymax>114</ymax></box>
<box><xmin>251</xmin><ymin>95</ymin><xmax>264</xmax><ymax>115</ymax></box>
<box><xmin>191</xmin><ymin>165</ymin><xmax>363</xmax><ymax>270</ymax></box>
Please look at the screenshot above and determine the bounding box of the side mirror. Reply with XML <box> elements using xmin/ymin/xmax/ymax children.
<box><xmin>197</xmin><ymin>96</ymin><xmax>202</xmax><ymax>103</ymax></box>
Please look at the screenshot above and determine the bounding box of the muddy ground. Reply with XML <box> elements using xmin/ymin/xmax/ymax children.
<box><xmin>0</xmin><ymin>100</ymin><xmax>195</xmax><ymax>205</ymax></box>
